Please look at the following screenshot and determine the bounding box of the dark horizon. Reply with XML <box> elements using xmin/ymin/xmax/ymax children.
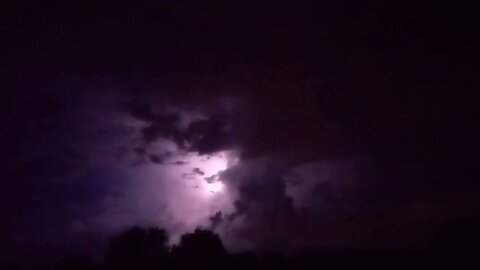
<box><xmin>7</xmin><ymin>223</ymin><xmax>480</xmax><ymax>270</ymax></box>
<box><xmin>1</xmin><ymin>0</ymin><xmax>479</xmax><ymax>269</ymax></box>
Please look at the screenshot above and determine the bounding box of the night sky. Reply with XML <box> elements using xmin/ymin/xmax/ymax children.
<box><xmin>1</xmin><ymin>0</ymin><xmax>479</xmax><ymax>267</ymax></box>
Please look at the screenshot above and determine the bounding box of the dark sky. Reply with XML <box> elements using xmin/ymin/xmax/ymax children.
<box><xmin>1</xmin><ymin>0</ymin><xmax>479</xmax><ymax>266</ymax></box>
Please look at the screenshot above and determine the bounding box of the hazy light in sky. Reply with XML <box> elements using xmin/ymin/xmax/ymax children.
<box><xmin>89</xmin><ymin>114</ymin><xmax>239</xmax><ymax>242</ymax></box>
<box><xmin>178</xmin><ymin>151</ymin><xmax>229</xmax><ymax>197</ymax></box>
<box><xmin>188</xmin><ymin>152</ymin><xmax>228</xmax><ymax>176</ymax></box>
<box><xmin>204</xmin><ymin>180</ymin><xmax>224</xmax><ymax>194</ymax></box>
<box><xmin>113</xmin><ymin>146</ymin><xmax>237</xmax><ymax>242</ymax></box>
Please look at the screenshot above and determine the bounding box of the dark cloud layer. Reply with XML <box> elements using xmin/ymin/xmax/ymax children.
<box><xmin>1</xmin><ymin>0</ymin><xmax>479</xmax><ymax>267</ymax></box>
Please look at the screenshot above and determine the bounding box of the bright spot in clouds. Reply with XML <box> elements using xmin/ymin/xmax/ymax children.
<box><xmin>178</xmin><ymin>151</ymin><xmax>229</xmax><ymax>196</ymax></box>
<box><xmin>125</xmin><ymin>149</ymin><xmax>237</xmax><ymax>242</ymax></box>
<box><xmin>192</xmin><ymin>152</ymin><xmax>228</xmax><ymax>178</ymax></box>
<box><xmin>205</xmin><ymin>181</ymin><xmax>224</xmax><ymax>194</ymax></box>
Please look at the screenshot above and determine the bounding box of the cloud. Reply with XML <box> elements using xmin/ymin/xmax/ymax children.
<box><xmin>141</xmin><ymin>114</ymin><xmax>184</xmax><ymax>145</ymax></box>
<box><xmin>133</xmin><ymin>147</ymin><xmax>146</xmax><ymax>156</ymax></box>
<box><xmin>209</xmin><ymin>157</ymin><xmax>296</xmax><ymax>250</ymax></box>
<box><xmin>3</xmin><ymin>1</ymin><xmax>479</xmax><ymax>266</ymax></box>
<box><xmin>181</xmin><ymin>173</ymin><xmax>196</xmax><ymax>180</ymax></box>
<box><xmin>184</xmin><ymin>115</ymin><xmax>231</xmax><ymax>154</ymax></box>
<box><xmin>120</xmin><ymin>85</ymin><xmax>351</xmax><ymax>250</ymax></box>
<box><xmin>170</xmin><ymin>160</ymin><xmax>189</xmax><ymax>165</ymax></box>
<box><xmin>209</xmin><ymin>211</ymin><xmax>223</xmax><ymax>229</ymax></box>
<box><xmin>149</xmin><ymin>154</ymin><xmax>164</xmax><ymax>164</ymax></box>
<box><xmin>90</xmin><ymin>62</ymin><xmax>478</xmax><ymax>252</ymax></box>
<box><xmin>192</xmin><ymin>167</ymin><xmax>205</xmax><ymax>175</ymax></box>
<box><xmin>204</xmin><ymin>175</ymin><xmax>219</xmax><ymax>183</ymax></box>
<box><xmin>126</xmin><ymin>100</ymin><xmax>157</xmax><ymax>122</ymax></box>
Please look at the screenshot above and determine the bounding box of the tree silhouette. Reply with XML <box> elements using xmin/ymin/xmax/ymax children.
<box><xmin>171</xmin><ymin>228</ymin><xmax>227</xmax><ymax>269</ymax></box>
<box><xmin>433</xmin><ymin>217</ymin><xmax>480</xmax><ymax>257</ymax></box>
<box><xmin>55</xmin><ymin>255</ymin><xmax>94</xmax><ymax>270</ymax></box>
<box><xmin>104</xmin><ymin>227</ymin><xmax>169</xmax><ymax>270</ymax></box>
<box><xmin>34</xmin><ymin>223</ymin><xmax>480</xmax><ymax>270</ymax></box>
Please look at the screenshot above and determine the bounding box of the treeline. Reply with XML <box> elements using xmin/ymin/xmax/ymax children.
<box><xmin>49</xmin><ymin>217</ymin><xmax>480</xmax><ymax>270</ymax></box>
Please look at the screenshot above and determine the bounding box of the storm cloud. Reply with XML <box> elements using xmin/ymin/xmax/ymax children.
<box><xmin>1</xmin><ymin>1</ymin><xmax>479</xmax><ymax>267</ymax></box>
